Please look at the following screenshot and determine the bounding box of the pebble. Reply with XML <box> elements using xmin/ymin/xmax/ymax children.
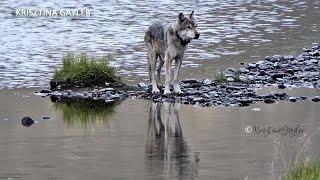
<box><xmin>312</xmin><ymin>96</ymin><xmax>320</xmax><ymax>102</ymax></box>
<box><xmin>21</xmin><ymin>116</ymin><xmax>35</xmax><ymax>127</ymax></box>
<box><xmin>264</xmin><ymin>98</ymin><xmax>276</xmax><ymax>104</ymax></box>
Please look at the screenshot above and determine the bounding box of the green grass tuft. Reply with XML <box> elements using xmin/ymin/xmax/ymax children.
<box><xmin>53</xmin><ymin>53</ymin><xmax>119</xmax><ymax>88</ymax></box>
<box><xmin>213</xmin><ymin>71</ymin><xmax>227</xmax><ymax>84</ymax></box>
<box><xmin>283</xmin><ymin>162</ymin><xmax>320</xmax><ymax>180</ymax></box>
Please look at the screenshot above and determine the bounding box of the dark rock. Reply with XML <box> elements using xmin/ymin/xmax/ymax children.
<box><xmin>312</xmin><ymin>50</ymin><xmax>319</xmax><ymax>56</ymax></box>
<box><xmin>21</xmin><ymin>116</ymin><xmax>35</xmax><ymax>127</ymax></box>
<box><xmin>43</xmin><ymin>116</ymin><xmax>50</xmax><ymax>120</ymax></box>
<box><xmin>271</xmin><ymin>73</ymin><xmax>287</xmax><ymax>80</ymax></box>
<box><xmin>66</xmin><ymin>90</ymin><xmax>73</xmax><ymax>95</ymax></box>
<box><xmin>273</xmin><ymin>62</ymin><xmax>281</xmax><ymax>69</ymax></box>
<box><xmin>278</xmin><ymin>84</ymin><xmax>286</xmax><ymax>89</ymax></box>
<box><xmin>226</xmin><ymin>68</ymin><xmax>237</xmax><ymax>74</ymax></box>
<box><xmin>288</xmin><ymin>97</ymin><xmax>297</xmax><ymax>102</ymax></box>
<box><xmin>303</xmin><ymin>48</ymin><xmax>312</xmax><ymax>52</ymax></box>
<box><xmin>299</xmin><ymin>96</ymin><xmax>308</xmax><ymax>100</ymax></box>
<box><xmin>312</xmin><ymin>96</ymin><xmax>320</xmax><ymax>102</ymax></box>
<box><xmin>40</xmin><ymin>89</ymin><xmax>52</xmax><ymax>93</ymax></box>
<box><xmin>264</xmin><ymin>98</ymin><xmax>276</xmax><ymax>104</ymax></box>
<box><xmin>258</xmin><ymin>70</ymin><xmax>268</xmax><ymax>76</ymax></box>
<box><xmin>285</xmin><ymin>69</ymin><xmax>294</xmax><ymax>76</ymax></box>
<box><xmin>247</xmin><ymin>63</ymin><xmax>257</xmax><ymax>69</ymax></box>
<box><xmin>237</xmin><ymin>99</ymin><xmax>253</xmax><ymax>107</ymax></box>
<box><xmin>181</xmin><ymin>79</ymin><xmax>198</xmax><ymax>84</ymax></box>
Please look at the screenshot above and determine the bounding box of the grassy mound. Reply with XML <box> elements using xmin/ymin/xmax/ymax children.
<box><xmin>283</xmin><ymin>162</ymin><xmax>320</xmax><ymax>180</ymax></box>
<box><xmin>52</xmin><ymin>53</ymin><xmax>121</xmax><ymax>88</ymax></box>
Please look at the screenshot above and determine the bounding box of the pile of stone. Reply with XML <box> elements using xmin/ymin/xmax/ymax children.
<box><xmin>37</xmin><ymin>45</ymin><xmax>319</xmax><ymax>107</ymax></box>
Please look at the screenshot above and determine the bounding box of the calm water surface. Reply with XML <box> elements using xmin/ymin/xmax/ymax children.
<box><xmin>0</xmin><ymin>0</ymin><xmax>319</xmax><ymax>88</ymax></box>
<box><xmin>0</xmin><ymin>88</ymin><xmax>319</xmax><ymax>179</ymax></box>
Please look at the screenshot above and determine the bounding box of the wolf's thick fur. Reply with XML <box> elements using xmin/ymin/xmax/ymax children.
<box><xmin>145</xmin><ymin>11</ymin><xmax>200</xmax><ymax>94</ymax></box>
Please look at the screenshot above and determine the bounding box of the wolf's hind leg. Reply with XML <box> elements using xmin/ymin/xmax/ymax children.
<box><xmin>156</xmin><ymin>54</ymin><xmax>164</xmax><ymax>88</ymax></box>
<box><xmin>151</xmin><ymin>52</ymin><xmax>160</xmax><ymax>94</ymax></box>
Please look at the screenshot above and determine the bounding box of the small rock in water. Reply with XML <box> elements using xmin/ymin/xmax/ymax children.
<box><xmin>271</xmin><ymin>73</ymin><xmax>287</xmax><ymax>80</ymax></box>
<box><xmin>273</xmin><ymin>62</ymin><xmax>281</xmax><ymax>69</ymax></box>
<box><xmin>192</xmin><ymin>97</ymin><xmax>205</xmax><ymax>103</ymax></box>
<box><xmin>42</xmin><ymin>116</ymin><xmax>50</xmax><ymax>120</ymax></box>
<box><xmin>264</xmin><ymin>98</ymin><xmax>276</xmax><ymax>104</ymax></box>
<box><xmin>247</xmin><ymin>63</ymin><xmax>257</xmax><ymax>69</ymax></box>
<box><xmin>227</xmin><ymin>77</ymin><xmax>234</xmax><ymax>82</ymax></box>
<box><xmin>251</xmin><ymin>108</ymin><xmax>261</xmax><ymax>111</ymax></box>
<box><xmin>40</xmin><ymin>89</ymin><xmax>52</xmax><ymax>93</ymax></box>
<box><xmin>291</xmin><ymin>60</ymin><xmax>299</xmax><ymax>65</ymax></box>
<box><xmin>288</xmin><ymin>97</ymin><xmax>297</xmax><ymax>102</ymax></box>
<box><xmin>311</xmin><ymin>96</ymin><xmax>320</xmax><ymax>102</ymax></box>
<box><xmin>21</xmin><ymin>116</ymin><xmax>35</xmax><ymax>127</ymax></box>
<box><xmin>202</xmin><ymin>78</ymin><xmax>212</xmax><ymax>85</ymax></box>
<box><xmin>66</xmin><ymin>90</ymin><xmax>73</xmax><ymax>95</ymax></box>
<box><xmin>138</xmin><ymin>82</ymin><xmax>147</xmax><ymax>87</ymax></box>
<box><xmin>237</xmin><ymin>99</ymin><xmax>253</xmax><ymax>107</ymax></box>
<box><xmin>278</xmin><ymin>84</ymin><xmax>286</xmax><ymax>89</ymax></box>
<box><xmin>299</xmin><ymin>96</ymin><xmax>308</xmax><ymax>100</ymax></box>
<box><xmin>182</xmin><ymin>79</ymin><xmax>198</xmax><ymax>84</ymax></box>
<box><xmin>258</xmin><ymin>64</ymin><xmax>268</xmax><ymax>70</ymax></box>
<box><xmin>285</xmin><ymin>69</ymin><xmax>294</xmax><ymax>76</ymax></box>
<box><xmin>226</xmin><ymin>68</ymin><xmax>237</xmax><ymax>74</ymax></box>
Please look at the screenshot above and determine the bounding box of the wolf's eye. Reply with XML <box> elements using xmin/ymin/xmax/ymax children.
<box><xmin>187</xmin><ymin>26</ymin><xmax>192</xmax><ymax>29</ymax></box>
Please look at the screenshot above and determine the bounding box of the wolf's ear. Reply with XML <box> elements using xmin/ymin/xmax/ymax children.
<box><xmin>178</xmin><ymin>12</ymin><xmax>185</xmax><ymax>22</ymax></box>
<box><xmin>190</xmin><ymin>10</ymin><xmax>194</xmax><ymax>19</ymax></box>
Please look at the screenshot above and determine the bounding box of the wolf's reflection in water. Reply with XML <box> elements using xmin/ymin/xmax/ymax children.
<box><xmin>145</xmin><ymin>102</ymin><xmax>199</xmax><ymax>180</ymax></box>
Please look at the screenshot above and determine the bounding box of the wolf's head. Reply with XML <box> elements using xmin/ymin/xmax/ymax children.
<box><xmin>176</xmin><ymin>10</ymin><xmax>200</xmax><ymax>44</ymax></box>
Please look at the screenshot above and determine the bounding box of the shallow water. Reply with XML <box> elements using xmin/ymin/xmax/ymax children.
<box><xmin>0</xmin><ymin>88</ymin><xmax>319</xmax><ymax>179</ymax></box>
<box><xmin>0</xmin><ymin>0</ymin><xmax>320</xmax><ymax>88</ymax></box>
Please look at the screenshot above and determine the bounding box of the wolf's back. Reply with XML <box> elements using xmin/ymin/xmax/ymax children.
<box><xmin>144</xmin><ymin>22</ymin><xmax>165</xmax><ymax>44</ymax></box>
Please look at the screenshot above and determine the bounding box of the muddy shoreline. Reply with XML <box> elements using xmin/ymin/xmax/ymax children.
<box><xmin>39</xmin><ymin>45</ymin><xmax>319</xmax><ymax>107</ymax></box>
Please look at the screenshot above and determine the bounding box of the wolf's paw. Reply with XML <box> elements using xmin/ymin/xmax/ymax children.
<box><xmin>173</xmin><ymin>84</ymin><xmax>183</xmax><ymax>94</ymax></box>
<box><xmin>152</xmin><ymin>87</ymin><xmax>161</xmax><ymax>94</ymax></box>
<box><xmin>163</xmin><ymin>89</ymin><xmax>171</xmax><ymax>95</ymax></box>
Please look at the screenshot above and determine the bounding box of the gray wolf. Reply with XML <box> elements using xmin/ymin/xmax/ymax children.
<box><xmin>144</xmin><ymin>11</ymin><xmax>200</xmax><ymax>95</ymax></box>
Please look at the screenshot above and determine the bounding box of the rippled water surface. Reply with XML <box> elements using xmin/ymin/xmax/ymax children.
<box><xmin>0</xmin><ymin>0</ymin><xmax>319</xmax><ymax>88</ymax></box>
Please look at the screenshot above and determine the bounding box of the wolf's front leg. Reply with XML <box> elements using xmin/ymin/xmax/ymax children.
<box><xmin>164</xmin><ymin>53</ymin><xmax>172</xmax><ymax>95</ymax></box>
<box><xmin>172</xmin><ymin>57</ymin><xmax>183</xmax><ymax>94</ymax></box>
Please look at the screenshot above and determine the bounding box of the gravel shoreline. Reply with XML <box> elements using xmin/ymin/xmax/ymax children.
<box><xmin>37</xmin><ymin>44</ymin><xmax>320</xmax><ymax>107</ymax></box>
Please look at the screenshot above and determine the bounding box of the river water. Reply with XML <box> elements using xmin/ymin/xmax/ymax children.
<box><xmin>0</xmin><ymin>0</ymin><xmax>319</xmax><ymax>88</ymax></box>
<box><xmin>0</xmin><ymin>88</ymin><xmax>319</xmax><ymax>179</ymax></box>
<box><xmin>0</xmin><ymin>1</ymin><xmax>320</xmax><ymax>179</ymax></box>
